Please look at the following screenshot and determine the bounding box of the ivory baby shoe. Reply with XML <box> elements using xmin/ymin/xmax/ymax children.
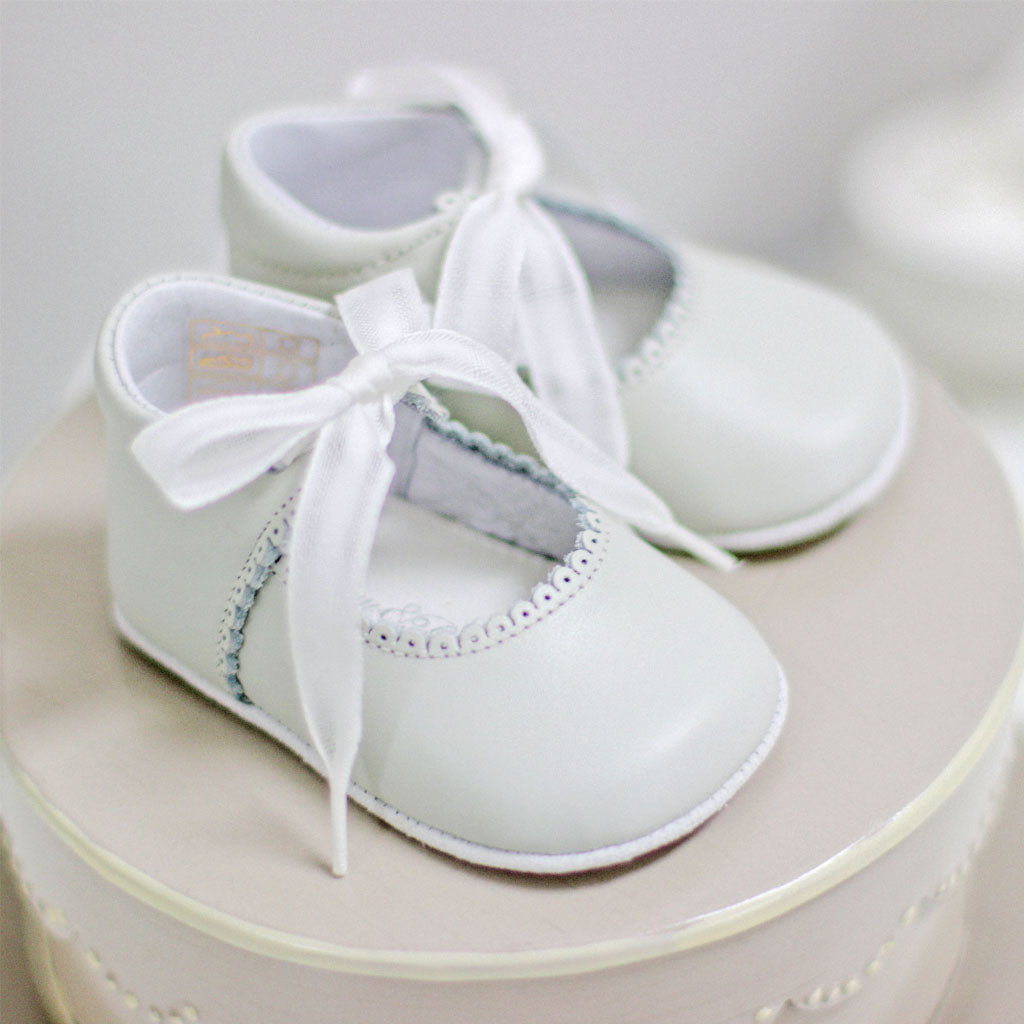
<box><xmin>221</xmin><ymin>65</ymin><xmax>913</xmax><ymax>552</ymax></box>
<box><xmin>96</xmin><ymin>269</ymin><xmax>787</xmax><ymax>876</ymax></box>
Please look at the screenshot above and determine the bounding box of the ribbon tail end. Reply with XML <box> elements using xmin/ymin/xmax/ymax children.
<box><xmin>329</xmin><ymin>780</ymin><xmax>349</xmax><ymax>877</ymax></box>
<box><xmin>650</xmin><ymin>523</ymin><xmax>740</xmax><ymax>573</ymax></box>
<box><xmin>688</xmin><ymin>536</ymin><xmax>740</xmax><ymax>573</ymax></box>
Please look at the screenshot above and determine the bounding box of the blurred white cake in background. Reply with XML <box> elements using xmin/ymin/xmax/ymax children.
<box><xmin>841</xmin><ymin>47</ymin><xmax>1023</xmax><ymax>388</ymax></box>
<box><xmin>839</xmin><ymin>42</ymin><xmax>1024</xmax><ymax>526</ymax></box>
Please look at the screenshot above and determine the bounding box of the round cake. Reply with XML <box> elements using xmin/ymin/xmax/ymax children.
<box><xmin>2</xmin><ymin>374</ymin><xmax>1022</xmax><ymax>1023</ymax></box>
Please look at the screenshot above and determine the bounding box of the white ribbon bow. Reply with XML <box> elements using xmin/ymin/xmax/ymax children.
<box><xmin>348</xmin><ymin>64</ymin><xmax>631</xmax><ymax>465</ymax></box>
<box><xmin>133</xmin><ymin>270</ymin><xmax>733</xmax><ymax>876</ymax></box>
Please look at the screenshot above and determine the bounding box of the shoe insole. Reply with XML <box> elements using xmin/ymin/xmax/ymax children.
<box><xmin>364</xmin><ymin>495</ymin><xmax>556</xmax><ymax>632</ymax></box>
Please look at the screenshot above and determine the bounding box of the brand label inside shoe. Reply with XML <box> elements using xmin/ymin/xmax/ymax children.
<box><xmin>187</xmin><ymin>319</ymin><xmax>320</xmax><ymax>399</ymax></box>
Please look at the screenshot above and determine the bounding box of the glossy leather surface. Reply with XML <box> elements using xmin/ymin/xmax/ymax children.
<box><xmin>620</xmin><ymin>246</ymin><xmax>910</xmax><ymax>538</ymax></box>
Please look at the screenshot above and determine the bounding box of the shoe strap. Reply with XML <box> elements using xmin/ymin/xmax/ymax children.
<box><xmin>132</xmin><ymin>270</ymin><xmax>734</xmax><ymax>876</ymax></box>
<box><xmin>348</xmin><ymin>64</ymin><xmax>631</xmax><ymax>466</ymax></box>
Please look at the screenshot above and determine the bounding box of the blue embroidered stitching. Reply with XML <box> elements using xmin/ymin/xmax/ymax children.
<box><xmin>217</xmin><ymin>497</ymin><xmax>295</xmax><ymax>703</ymax></box>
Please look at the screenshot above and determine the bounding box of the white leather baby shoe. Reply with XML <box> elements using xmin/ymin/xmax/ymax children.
<box><xmin>96</xmin><ymin>269</ymin><xmax>786</xmax><ymax>876</ymax></box>
<box><xmin>221</xmin><ymin>65</ymin><xmax>913</xmax><ymax>551</ymax></box>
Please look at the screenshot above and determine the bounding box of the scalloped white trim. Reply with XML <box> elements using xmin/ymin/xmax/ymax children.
<box><xmin>538</xmin><ymin>196</ymin><xmax>691</xmax><ymax>391</ymax></box>
<box><xmin>1</xmin><ymin>829</ymin><xmax>201</xmax><ymax>1023</ymax></box>
<box><xmin>617</xmin><ymin>268</ymin><xmax>690</xmax><ymax>389</ymax></box>
<box><xmin>361</xmin><ymin>506</ymin><xmax>607</xmax><ymax>660</ymax></box>
<box><xmin>535</xmin><ymin>200</ymin><xmax>916</xmax><ymax>553</ymax></box>
<box><xmin>217</xmin><ymin>496</ymin><xmax>295</xmax><ymax>698</ymax></box>
<box><xmin>207</xmin><ymin>383</ymin><xmax>609</xmax><ymax>701</ymax></box>
<box><xmin>617</xmin><ymin>287</ymin><xmax>690</xmax><ymax>389</ymax></box>
<box><xmin>217</xmin><ymin>489</ymin><xmax>607</xmax><ymax>670</ymax></box>
<box><xmin>224</xmin><ymin>390</ymin><xmax>611</xmax><ymax>665</ymax></box>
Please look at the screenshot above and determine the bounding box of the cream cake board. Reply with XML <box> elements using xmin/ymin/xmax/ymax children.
<box><xmin>6</xmin><ymin>740</ymin><xmax>1024</xmax><ymax>1023</ymax></box>
<box><xmin>1</xmin><ymin>375</ymin><xmax>1023</xmax><ymax>1021</ymax></box>
<box><xmin>4</xmin><ymin>738</ymin><xmax>1024</xmax><ymax>1024</ymax></box>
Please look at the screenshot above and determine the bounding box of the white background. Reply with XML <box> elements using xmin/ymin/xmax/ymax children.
<box><xmin>3</xmin><ymin>0</ymin><xmax>1023</xmax><ymax>480</ymax></box>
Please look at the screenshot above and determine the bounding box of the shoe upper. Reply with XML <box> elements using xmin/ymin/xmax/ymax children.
<box><xmin>221</xmin><ymin>66</ymin><xmax>913</xmax><ymax>550</ymax></box>
<box><xmin>96</xmin><ymin>272</ymin><xmax>785</xmax><ymax>873</ymax></box>
<box><xmin>617</xmin><ymin>242</ymin><xmax>911</xmax><ymax>544</ymax></box>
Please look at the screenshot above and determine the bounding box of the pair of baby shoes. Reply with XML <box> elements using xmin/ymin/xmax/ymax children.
<box><xmin>98</xmin><ymin>66</ymin><xmax>911</xmax><ymax>876</ymax></box>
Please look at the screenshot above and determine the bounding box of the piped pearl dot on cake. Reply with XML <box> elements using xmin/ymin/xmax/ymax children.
<box><xmin>40</xmin><ymin>902</ymin><xmax>72</xmax><ymax>940</ymax></box>
<box><xmin>43</xmin><ymin>905</ymin><xmax>65</xmax><ymax>927</ymax></box>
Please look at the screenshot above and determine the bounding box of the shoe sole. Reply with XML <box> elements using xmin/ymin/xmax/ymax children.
<box><xmin>114</xmin><ymin>608</ymin><xmax>788</xmax><ymax>875</ymax></box>
<box><xmin>706</xmin><ymin>357</ymin><xmax>915</xmax><ymax>553</ymax></box>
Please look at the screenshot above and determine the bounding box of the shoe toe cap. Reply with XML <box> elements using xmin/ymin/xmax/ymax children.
<box><xmin>623</xmin><ymin>247</ymin><xmax>911</xmax><ymax>545</ymax></box>
<box><xmin>358</xmin><ymin>520</ymin><xmax>785</xmax><ymax>866</ymax></box>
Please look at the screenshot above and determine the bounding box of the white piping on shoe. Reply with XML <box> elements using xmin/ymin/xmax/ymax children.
<box><xmin>131</xmin><ymin>270</ymin><xmax>734</xmax><ymax>877</ymax></box>
<box><xmin>348</xmin><ymin>65</ymin><xmax>631</xmax><ymax>465</ymax></box>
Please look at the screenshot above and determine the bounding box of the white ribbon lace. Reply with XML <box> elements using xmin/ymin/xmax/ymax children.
<box><xmin>347</xmin><ymin>65</ymin><xmax>631</xmax><ymax>465</ymax></box>
<box><xmin>132</xmin><ymin>270</ymin><xmax>734</xmax><ymax>876</ymax></box>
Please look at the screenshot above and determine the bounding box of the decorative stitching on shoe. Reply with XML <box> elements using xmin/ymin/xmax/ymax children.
<box><xmin>414</xmin><ymin>393</ymin><xmax>573</xmax><ymax>497</ymax></box>
<box><xmin>350</xmin><ymin>401</ymin><xmax>611</xmax><ymax>658</ymax></box>
<box><xmin>230</xmin><ymin>208</ymin><xmax>469</xmax><ymax>288</ymax></box>
<box><xmin>537</xmin><ymin>196</ymin><xmax>693</xmax><ymax>388</ymax></box>
<box><xmin>217</xmin><ymin>495</ymin><xmax>295</xmax><ymax>703</ymax></box>
<box><xmin>218</xmin><ymin>401</ymin><xmax>611</xmax><ymax>669</ymax></box>
<box><xmin>361</xmin><ymin>502</ymin><xmax>607</xmax><ymax>660</ymax></box>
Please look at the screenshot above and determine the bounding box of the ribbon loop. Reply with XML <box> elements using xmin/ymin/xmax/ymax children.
<box><xmin>346</xmin><ymin>64</ymin><xmax>630</xmax><ymax>465</ymax></box>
